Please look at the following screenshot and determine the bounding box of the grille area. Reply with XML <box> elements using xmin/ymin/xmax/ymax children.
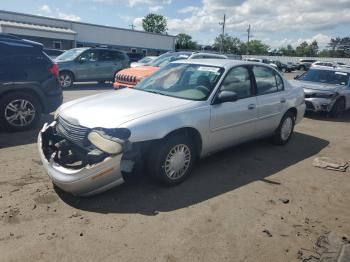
<box><xmin>115</xmin><ymin>74</ymin><xmax>137</xmax><ymax>84</ymax></box>
<box><xmin>56</xmin><ymin>117</ymin><xmax>89</xmax><ymax>145</ymax></box>
<box><xmin>305</xmin><ymin>101</ymin><xmax>315</xmax><ymax>110</ymax></box>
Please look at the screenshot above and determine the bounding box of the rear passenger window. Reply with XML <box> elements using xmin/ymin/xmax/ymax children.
<box><xmin>99</xmin><ymin>50</ymin><xmax>114</xmax><ymax>61</ymax></box>
<box><xmin>112</xmin><ymin>51</ymin><xmax>126</xmax><ymax>61</ymax></box>
<box><xmin>220</xmin><ymin>66</ymin><xmax>251</xmax><ymax>99</ymax></box>
<box><xmin>253</xmin><ymin>66</ymin><xmax>281</xmax><ymax>95</ymax></box>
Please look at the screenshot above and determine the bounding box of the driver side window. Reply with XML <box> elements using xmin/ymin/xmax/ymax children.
<box><xmin>220</xmin><ymin>66</ymin><xmax>252</xmax><ymax>99</ymax></box>
<box><xmin>79</xmin><ymin>50</ymin><xmax>98</xmax><ymax>62</ymax></box>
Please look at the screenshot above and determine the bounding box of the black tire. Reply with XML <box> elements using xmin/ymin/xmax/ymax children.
<box><xmin>147</xmin><ymin>135</ymin><xmax>196</xmax><ymax>185</ymax></box>
<box><xmin>330</xmin><ymin>98</ymin><xmax>345</xmax><ymax>118</ymax></box>
<box><xmin>59</xmin><ymin>72</ymin><xmax>74</xmax><ymax>88</ymax></box>
<box><xmin>0</xmin><ymin>92</ymin><xmax>42</xmax><ymax>131</ymax></box>
<box><xmin>272</xmin><ymin>111</ymin><xmax>295</xmax><ymax>145</ymax></box>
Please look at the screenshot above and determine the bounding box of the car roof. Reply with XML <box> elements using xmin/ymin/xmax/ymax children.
<box><xmin>172</xmin><ymin>59</ymin><xmax>271</xmax><ymax>69</ymax></box>
<box><xmin>310</xmin><ymin>66</ymin><xmax>350</xmax><ymax>73</ymax></box>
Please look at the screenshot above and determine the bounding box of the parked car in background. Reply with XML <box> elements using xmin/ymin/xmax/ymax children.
<box><xmin>0</xmin><ymin>33</ymin><xmax>62</xmax><ymax>131</ymax></box>
<box><xmin>297</xmin><ymin>59</ymin><xmax>317</xmax><ymax>71</ymax></box>
<box><xmin>290</xmin><ymin>67</ymin><xmax>350</xmax><ymax>117</ymax></box>
<box><xmin>55</xmin><ymin>47</ymin><xmax>130</xmax><ymax>88</ymax></box>
<box><xmin>130</xmin><ymin>56</ymin><xmax>157</xmax><ymax>68</ymax></box>
<box><xmin>44</xmin><ymin>48</ymin><xmax>64</xmax><ymax>59</ymax></box>
<box><xmin>284</xmin><ymin>62</ymin><xmax>298</xmax><ymax>72</ymax></box>
<box><xmin>113</xmin><ymin>51</ymin><xmax>228</xmax><ymax>89</ymax></box>
<box><xmin>127</xmin><ymin>53</ymin><xmax>144</xmax><ymax>62</ymax></box>
<box><xmin>244</xmin><ymin>58</ymin><xmax>280</xmax><ymax>71</ymax></box>
<box><xmin>311</xmin><ymin>61</ymin><xmax>335</xmax><ymax>68</ymax></box>
<box><xmin>38</xmin><ymin>59</ymin><xmax>305</xmax><ymax>196</ymax></box>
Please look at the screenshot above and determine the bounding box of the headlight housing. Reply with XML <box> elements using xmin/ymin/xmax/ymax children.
<box><xmin>54</xmin><ymin>109</ymin><xmax>60</xmax><ymax>120</ymax></box>
<box><xmin>313</xmin><ymin>92</ymin><xmax>338</xmax><ymax>99</ymax></box>
<box><xmin>87</xmin><ymin>128</ymin><xmax>130</xmax><ymax>155</ymax></box>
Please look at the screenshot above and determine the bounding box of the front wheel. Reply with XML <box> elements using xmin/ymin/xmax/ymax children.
<box><xmin>272</xmin><ymin>112</ymin><xmax>295</xmax><ymax>145</ymax></box>
<box><xmin>148</xmin><ymin>135</ymin><xmax>196</xmax><ymax>185</ymax></box>
<box><xmin>330</xmin><ymin>98</ymin><xmax>345</xmax><ymax>118</ymax></box>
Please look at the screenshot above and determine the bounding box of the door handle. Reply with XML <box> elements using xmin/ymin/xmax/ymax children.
<box><xmin>280</xmin><ymin>98</ymin><xmax>286</xmax><ymax>103</ymax></box>
<box><xmin>248</xmin><ymin>104</ymin><xmax>256</xmax><ymax>110</ymax></box>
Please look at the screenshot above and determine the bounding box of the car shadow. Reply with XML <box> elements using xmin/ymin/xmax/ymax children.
<box><xmin>305</xmin><ymin>110</ymin><xmax>350</xmax><ymax>123</ymax></box>
<box><xmin>0</xmin><ymin>114</ymin><xmax>53</xmax><ymax>148</ymax></box>
<box><xmin>57</xmin><ymin>132</ymin><xmax>329</xmax><ymax>216</ymax></box>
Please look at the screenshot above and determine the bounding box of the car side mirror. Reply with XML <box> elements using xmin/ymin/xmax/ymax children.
<box><xmin>214</xmin><ymin>90</ymin><xmax>238</xmax><ymax>104</ymax></box>
<box><xmin>294</xmin><ymin>75</ymin><xmax>300</xmax><ymax>80</ymax></box>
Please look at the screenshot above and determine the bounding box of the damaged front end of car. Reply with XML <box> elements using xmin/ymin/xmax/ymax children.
<box><xmin>38</xmin><ymin>118</ymin><xmax>133</xmax><ymax>196</ymax></box>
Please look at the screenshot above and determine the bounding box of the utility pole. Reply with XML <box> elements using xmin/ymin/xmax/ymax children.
<box><xmin>247</xmin><ymin>24</ymin><xmax>251</xmax><ymax>55</ymax></box>
<box><xmin>129</xmin><ymin>24</ymin><xmax>136</xmax><ymax>30</ymax></box>
<box><xmin>219</xmin><ymin>14</ymin><xmax>226</xmax><ymax>54</ymax></box>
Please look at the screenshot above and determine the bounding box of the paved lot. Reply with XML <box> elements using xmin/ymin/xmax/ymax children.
<box><xmin>0</xmin><ymin>72</ymin><xmax>350</xmax><ymax>262</ymax></box>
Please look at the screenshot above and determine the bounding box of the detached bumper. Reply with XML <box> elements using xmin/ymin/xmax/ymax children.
<box><xmin>38</xmin><ymin>123</ymin><xmax>124</xmax><ymax>196</ymax></box>
<box><xmin>305</xmin><ymin>98</ymin><xmax>334</xmax><ymax>113</ymax></box>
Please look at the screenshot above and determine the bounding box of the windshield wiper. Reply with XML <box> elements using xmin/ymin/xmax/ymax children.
<box><xmin>144</xmin><ymin>90</ymin><xmax>167</xmax><ymax>96</ymax></box>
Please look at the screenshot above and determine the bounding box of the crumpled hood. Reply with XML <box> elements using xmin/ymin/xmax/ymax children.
<box><xmin>58</xmin><ymin>88</ymin><xmax>192</xmax><ymax>128</ymax></box>
<box><xmin>289</xmin><ymin>80</ymin><xmax>341</xmax><ymax>92</ymax></box>
<box><xmin>117</xmin><ymin>66</ymin><xmax>159</xmax><ymax>78</ymax></box>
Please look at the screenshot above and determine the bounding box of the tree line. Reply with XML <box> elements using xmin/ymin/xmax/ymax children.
<box><xmin>141</xmin><ymin>13</ymin><xmax>350</xmax><ymax>58</ymax></box>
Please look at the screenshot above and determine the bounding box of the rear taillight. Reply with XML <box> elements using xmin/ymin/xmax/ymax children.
<box><xmin>50</xmin><ymin>63</ymin><xmax>59</xmax><ymax>78</ymax></box>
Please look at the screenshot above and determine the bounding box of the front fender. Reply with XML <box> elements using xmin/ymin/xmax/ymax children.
<box><xmin>119</xmin><ymin>105</ymin><xmax>210</xmax><ymax>153</ymax></box>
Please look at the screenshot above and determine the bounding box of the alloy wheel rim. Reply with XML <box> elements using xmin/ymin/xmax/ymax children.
<box><xmin>281</xmin><ymin>117</ymin><xmax>293</xmax><ymax>141</ymax></box>
<box><xmin>164</xmin><ymin>144</ymin><xmax>191</xmax><ymax>180</ymax></box>
<box><xmin>60</xmin><ymin>74</ymin><xmax>72</xmax><ymax>87</ymax></box>
<box><xmin>5</xmin><ymin>99</ymin><xmax>35</xmax><ymax>127</ymax></box>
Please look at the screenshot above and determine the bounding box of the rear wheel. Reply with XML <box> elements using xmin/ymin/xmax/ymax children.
<box><xmin>59</xmin><ymin>72</ymin><xmax>74</xmax><ymax>88</ymax></box>
<box><xmin>148</xmin><ymin>135</ymin><xmax>196</xmax><ymax>185</ymax></box>
<box><xmin>272</xmin><ymin>111</ymin><xmax>295</xmax><ymax>145</ymax></box>
<box><xmin>0</xmin><ymin>92</ymin><xmax>41</xmax><ymax>131</ymax></box>
<box><xmin>330</xmin><ymin>98</ymin><xmax>345</xmax><ymax>118</ymax></box>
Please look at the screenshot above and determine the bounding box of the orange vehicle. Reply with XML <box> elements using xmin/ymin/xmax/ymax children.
<box><xmin>113</xmin><ymin>51</ymin><xmax>228</xmax><ymax>89</ymax></box>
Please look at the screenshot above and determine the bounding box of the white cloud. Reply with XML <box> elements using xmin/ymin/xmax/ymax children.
<box><xmin>133</xmin><ymin>17</ymin><xmax>143</xmax><ymax>28</ymax></box>
<box><xmin>56</xmin><ymin>11</ymin><xmax>81</xmax><ymax>21</ymax></box>
<box><xmin>37</xmin><ymin>6</ymin><xmax>81</xmax><ymax>21</ymax></box>
<box><xmin>166</xmin><ymin>0</ymin><xmax>350</xmax><ymax>40</ymax></box>
<box><xmin>39</xmin><ymin>5</ymin><xmax>52</xmax><ymax>14</ymax></box>
<box><xmin>93</xmin><ymin>0</ymin><xmax>171</xmax><ymax>7</ymax></box>
<box><xmin>149</xmin><ymin>5</ymin><xmax>163</xmax><ymax>12</ymax></box>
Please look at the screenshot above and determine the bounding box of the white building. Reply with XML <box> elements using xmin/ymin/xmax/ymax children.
<box><xmin>0</xmin><ymin>10</ymin><xmax>176</xmax><ymax>55</ymax></box>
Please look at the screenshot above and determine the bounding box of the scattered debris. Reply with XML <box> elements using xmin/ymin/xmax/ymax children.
<box><xmin>297</xmin><ymin>231</ymin><xmax>350</xmax><ymax>261</ymax></box>
<box><xmin>260</xmin><ymin>179</ymin><xmax>281</xmax><ymax>185</ymax></box>
<box><xmin>279</xmin><ymin>198</ymin><xmax>290</xmax><ymax>204</ymax></box>
<box><xmin>262</xmin><ymin>229</ymin><xmax>272</xmax><ymax>237</ymax></box>
<box><xmin>313</xmin><ymin>157</ymin><xmax>348</xmax><ymax>172</ymax></box>
<box><xmin>80</xmin><ymin>233</ymin><xmax>83</xmax><ymax>237</ymax></box>
<box><xmin>32</xmin><ymin>204</ymin><xmax>37</xmax><ymax>210</ymax></box>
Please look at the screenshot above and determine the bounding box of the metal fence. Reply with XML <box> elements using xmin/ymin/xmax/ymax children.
<box><xmin>242</xmin><ymin>55</ymin><xmax>350</xmax><ymax>64</ymax></box>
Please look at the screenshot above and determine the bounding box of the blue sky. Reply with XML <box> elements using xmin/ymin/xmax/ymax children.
<box><xmin>1</xmin><ymin>0</ymin><xmax>350</xmax><ymax>49</ymax></box>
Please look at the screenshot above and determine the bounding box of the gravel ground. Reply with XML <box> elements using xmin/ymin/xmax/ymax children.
<box><xmin>0</xmin><ymin>73</ymin><xmax>349</xmax><ymax>262</ymax></box>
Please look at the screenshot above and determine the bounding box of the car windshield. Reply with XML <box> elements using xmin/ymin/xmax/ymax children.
<box><xmin>298</xmin><ymin>69</ymin><xmax>350</xmax><ymax>86</ymax></box>
<box><xmin>148</xmin><ymin>53</ymin><xmax>191</xmax><ymax>67</ymax></box>
<box><xmin>55</xmin><ymin>48</ymin><xmax>86</xmax><ymax>61</ymax></box>
<box><xmin>134</xmin><ymin>63</ymin><xmax>224</xmax><ymax>101</ymax></box>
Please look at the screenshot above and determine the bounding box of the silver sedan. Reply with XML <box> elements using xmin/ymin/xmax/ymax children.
<box><xmin>290</xmin><ymin>66</ymin><xmax>350</xmax><ymax>117</ymax></box>
<box><xmin>38</xmin><ymin>59</ymin><xmax>305</xmax><ymax>196</ymax></box>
